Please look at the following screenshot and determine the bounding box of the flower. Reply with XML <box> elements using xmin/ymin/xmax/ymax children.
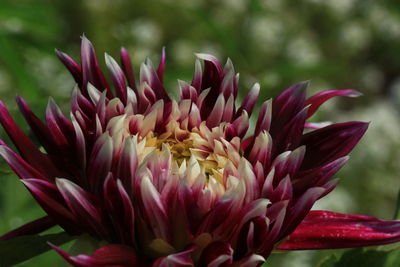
<box><xmin>1</xmin><ymin>36</ymin><xmax>400</xmax><ymax>266</ymax></box>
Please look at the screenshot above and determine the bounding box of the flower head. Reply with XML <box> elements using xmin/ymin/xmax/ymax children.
<box><xmin>1</xmin><ymin>37</ymin><xmax>400</xmax><ymax>266</ymax></box>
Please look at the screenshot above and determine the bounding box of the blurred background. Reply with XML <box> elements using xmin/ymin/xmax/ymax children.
<box><xmin>0</xmin><ymin>0</ymin><xmax>399</xmax><ymax>266</ymax></box>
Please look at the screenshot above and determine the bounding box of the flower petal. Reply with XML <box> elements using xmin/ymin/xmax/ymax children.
<box><xmin>301</xmin><ymin>121</ymin><xmax>368</xmax><ymax>169</ymax></box>
<box><xmin>105</xmin><ymin>53</ymin><xmax>127</xmax><ymax>104</ymax></box>
<box><xmin>50</xmin><ymin>243</ymin><xmax>139</xmax><ymax>267</ymax></box>
<box><xmin>278</xmin><ymin>210</ymin><xmax>400</xmax><ymax>250</ymax></box>
<box><xmin>120</xmin><ymin>47</ymin><xmax>137</xmax><ymax>92</ymax></box>
<box><xmin>305</xmin><ymin>89</ymin><xmax>362</xmax><ymax>118</ymax></box>
<box><xmin>152</xmin><ymin>248</ymin><xmax>195</xmax><ymax>267</ymax></box>
<box><xmin>0</xmin><ymin>216</ymin><xmax>55</xmax><ymax>241</ymax></box>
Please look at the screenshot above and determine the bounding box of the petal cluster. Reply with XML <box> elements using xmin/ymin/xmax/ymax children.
<box><xmin>0</xmin><ymin>37</ymin><xmax>399</xmax><ymax>266</ymax></box>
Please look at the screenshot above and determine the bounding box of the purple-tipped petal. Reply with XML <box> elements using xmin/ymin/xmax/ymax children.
<box><xmin>280</xmin><ymin>187</ymin><xmax>327</xmax><ymax>238</ymax></box>
<box><xmin>120</xmin><ymin>47</ymin><xmax>137</xmax><ymax>92</ymax></box>
<box><xmin>46</xmin><ymin>98</ymin><xmax>75</xmax><ymax>150</ymax></box>
<box><xmin>278</xmin><ymin>211</ymin><xmax>400</xmax><ymax>250</ymax></box>
<box><xmin>0</xmin><ymin>101</ymin><xmax>59</xmax><ymax>178</ymax></box>
<box><xmin>50</xmin><ymin>243</ymin><xmax>139</xmax><ymax>267</ymax></box>
<box><xmin>293</xmin><ymin>156</ymin><xmax>349</xmax><ymax>196</ymax></box>
<box><xmin>157</xmin><ymin>47</ymin><xmax>166</xmax><ymax>83</ymax></box>
<box><xmin>55</xmin><ymin>49</ymin><xmax>83</xmax><ymax>87</ymax></box>
<box><xmin>105</xmin><ymin>53</ymin><xmax>127</xmax><ymax>104</ymax></box>
<box><xmin>270</xmin><ymin>81</ymin><xmax>308</xmax><ymax>137</ymax></box>
<box><xmin>254</xmin><ymin>99</ymin><xmax>272</xmax><ymax>136</ymax></box>
<box><xmin>87</xmin><ymin>133</ymin><xmax>113</xmax><ymax>194</ymax></box>
<box><xmin>206</xmin><ymin>94</ymin><xmax>225</xmax><ymax>128</ymax></box>
<box><xmin>199</xmin><ymin>242</ymin><xmax>233</xmax><ymax>267</ymax></box>
<box><xmin>103</xmin><ymin>175</ymin><xmax>135</xmax><ymax>244</ymax></box>
<box><xmin>152</xmin><ymin>248</ymin><xmax>195</xmax><ymax>267</ymax></box>
<box><xmin>16</xmin><ymin>96</ymin><xmax>59</xmax><ymax>154</ymax></box>
<box><xmin>81</xmin><ymin>36</ymin><xmax>112</xmax><ymax>98</ymax></box>
<box><xmin>305</xmin><ymin>89</ymin><xmax>362</xmax><ymax>118</ymax></box>
<box><xmin>0</xmin><ymin>216</ymin><xmax>55</xmax><ymax>241</ymax></box>
<box><xmin>235</xmin><ymin>83</ymin><xmax>260</xmax><ymax>118</ymax></box>
<box><xmin>56</xmin><ymin>178</ymin><xmax>107</xmax><ymax>238</ymax></box>
<box><xmin>191</xmin><ymin>59</ymin><xmax>202</xmax><ymax>91</ymax></box>
<box><xmin>0</xmin><ymin>144</ymin><xmax>48</xmax><ymax>181</ymax></box>
<box><xmin>301</xmin><ymin>121</ymin><xmax>369</xmax><ymax>169</ymax></box>
<box><xmin>21</xmin><ymin>178</ymin><xmax>78</xmax><ymax>233</ymax></box>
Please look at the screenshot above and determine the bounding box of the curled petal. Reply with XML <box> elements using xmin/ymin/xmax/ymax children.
<box><xmin>305</xmin><ymin>89</ymin><xmax>362</xmax><ymax>118</ymax></box>
<box><xmin>278</xmin><ymin>210</ymin><xmax>400</xmax><ymax>250</ymax></box>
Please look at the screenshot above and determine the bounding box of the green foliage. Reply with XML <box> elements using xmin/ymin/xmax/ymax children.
<box><xmin>0</xmin><ymin>232</ymin><xmax>75</xmax><ymax>267</ymax></box>
<box><xmin>318</xmin><ymin>248</ymin><xmax>400</xmax><ymax>267</ymax></box>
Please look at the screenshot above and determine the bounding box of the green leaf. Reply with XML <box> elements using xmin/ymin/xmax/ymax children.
<box><xmin>0</xmin><ymin>232</ymin><xmax>75</xmax><ymax>267</ymax></box>
<box><xmin>318</xmin><ymin>247</ymin><xmax>400</xmax><ymax>267</ymax></box>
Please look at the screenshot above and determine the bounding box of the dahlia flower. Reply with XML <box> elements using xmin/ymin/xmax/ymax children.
<box><xmin>1</xmin><ymin>37</ymin><xmax>400</xmax><ymax>266</ymax></box>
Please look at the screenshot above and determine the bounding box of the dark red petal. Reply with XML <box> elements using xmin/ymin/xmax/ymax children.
<box><xmin>55</xmin><ymin>49</ymin><xmax>83</xmax><ymax>87</ymax></box>
<box><xmin>120</xmin><ymin>47</ymin><xmax>137</xmax><ymax>92</ymax></box>
<box><xmin>80</xmin><ymin>36</ymin><xmax>112</xmax><ymax>98</ymax></box>
<box><xmin>56</xmin><ymin>178</ymin><xmax>107</xmax><ymax>238</ymax></box>
<box><xmin>50</xmin><ymin>243</ymin><xmax>139</xmax><ymax>267</ymax></box>
<box><xmin>0</xmin><ymin>101</ymin><xmax>59</xmax><ymax>179</ymax></box>
<box><xmin>105</xmin><ymin>53</ymin><xmax>127</xmax><ymax>104</ymax></box>
<box><xmin>46</xmin><ymin>98</ymin><xmax>75</xmax><ymax>151</ymax></box>
<box><xmin>278</xmin><ymin>210</ymin><xmax>400</xmax><ymax>250</ymax></box>
<box><xmin>235</xmin><ymin>83</ymin><xmax>260</xmax><ymax>119</ymax></box>
<box><xmin>270</xmin><ymin>81</ymin><xmax>308</xmax><ymax>137</ymax></box>
<box><xmin>152</xmin><ymin>248</ymin><xmax>195</xmax><ymax>267</ymax></box>
<box><xmin>300</xmin><ymin>121</ymin><xmax>368</xmax><ymax>169</ymax></box>
<box><xmin>305</xmin><ymin>89</ymin><xmax>362</xmax><ymax>118</ymax></box>
<box><xmin>0</xmin><ymin>216</ymin><xmax>55</xmax><ymax>241</ymax></box>
<box><xmin>293</xmin><ymin>156</ymin><xmax>348</xmax><ymax>196</ymax></box>
<box><xmin>157</xmin><ymin>47</ymin><xmax>166</xmax><ymax>83</ymax></box>
<box><xmin>199</xmin><ymin>242</ymin><xmax>233</xmax><ymax>267</ymax></box>
<box><xmin>103</xmin><ymin>175</ymin><xmax>135</xmax><ymax>244</ymax></box>
<box><xmin>21</xmin><ymin>178</ymin><xmax>79</xmax><ymax>233</ymax></box>
<box><xmin>16</xmin><ymin>96</ymin><xmax>59</xmax><ymax>154</ymax></box>
<box><xmin>0</xmin><ymin>144</ymin><xmax>48</xmax><ymax>181</ymax></box>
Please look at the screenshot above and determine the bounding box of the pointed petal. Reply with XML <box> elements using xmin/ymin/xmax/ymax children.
<box><xmin>120</xmin><ymin>47</ymin><xmax>137</xmax><ymax>92</ymax></box>
<box><xmin>157</xmin><ymin>47</ymin><xmax>166</xmax><ymax>83</ymax></box>
<box><xmin>199</xmin><ymin>242</ymin><xmax>233</xmax><ymax>267</ymax></box>
<box><xmin>56</xmin><ymin>178</ymin><xmax>106</xmax><ymax>238</ymax></box>
<box><xmin>153</xmin><ymin>248</ymin><xmax>194</xmax><ymax>267</ymax></box>
<box><xmin>0</xmin><ymin>101</ymin><xmax>58</xmax><ymax>178</ymax></box>
<box><xmin>55</xmin><ymin>49</ymin><xmax>83</xmax><ymax>87</ymax></box>
<box><xmin>16</xmin><ymin>96</ymin><xmax>59</xmax><ymax>154</ymax></box>
<box><xmin>305</xmin><ymin>89</ymin><xmax>362</xmax><ymax>118</ymax></box>
<box><xmin>105</xmin><ymin>53</ymin><xmax>127</xmax><ymax>104</ymax></box>
<box><xmin>0</xmin><ymin>216</ymin><xmax>55</xmax><ymax>241</ymax></box>
<box><xmin>81</xmin><ymin>36</ymin><xmax>112</xmax><ymax>97</ymax></box>
<box><xmin>278</xmin><ymin>210</ymin><xmax>400</xmax><ymax>250</ymax></box>
<box><xmin>50</xmin><ymin>243</ymin><xmax>139</xmax><ymax>266</ymax></box>
<box><xmin>270</xmin><ymin>81</ymin><xmax>308</xmax><ymax>137</ymax></box>
<box><xmin>0</xmin><ymin>144</ymin><xmax>47</xmax><ymax>180</ymax></box>
<box><xmin>21</xmin><ymin>178</ymin><xmax>78</xmax><ymax>232</ymax></box>
<box><xmin>236</xmin><ymin>83</ymin><xmax>260</xmax><ymax>118</ymax></box>
<box><xmin>301</xmin><ymin>121</ymin><xmax>368</xmax><ymax>169</ymax></box>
